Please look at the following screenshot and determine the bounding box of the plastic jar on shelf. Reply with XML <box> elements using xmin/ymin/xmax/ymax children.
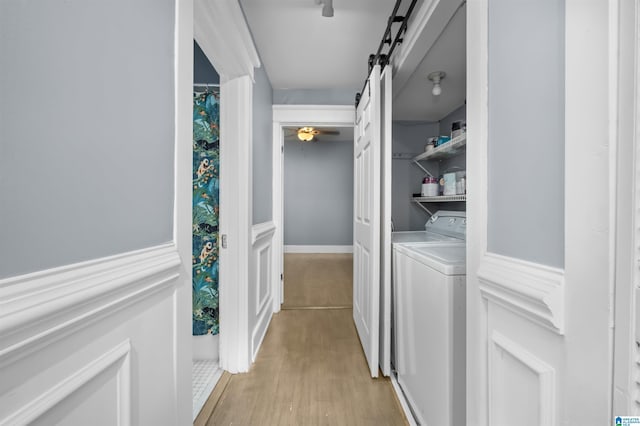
<box><xmin>421</xmin><ymin>176</ymin><xmax>439</xmax><ymax>197</ymax></box>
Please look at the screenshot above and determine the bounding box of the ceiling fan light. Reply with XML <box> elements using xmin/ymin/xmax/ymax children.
<box><xmin>297</xmin><ymin>127</ymin><xmax>316</xmax><ymax>142</ymax></box>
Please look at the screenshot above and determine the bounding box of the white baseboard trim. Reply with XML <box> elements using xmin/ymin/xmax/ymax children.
<box><xmin>284</xmin><ymin>245</ymin><xmax>353</xmax><ymax>254</ymax></box>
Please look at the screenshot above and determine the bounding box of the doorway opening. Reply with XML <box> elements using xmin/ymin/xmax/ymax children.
<box><xmin>271</xmin><ymin>106</ymin><xmax>356</xmax><ymax>309</ymax></box>
<box><xmin>191</xmin><ymin>40</ymin><xmax>222</xmax><ymax>420</ymax></box>
<box><xmin>281</xmin><ymin>125</ymin><xmax>354</xmax><ymax>309</ymax></box>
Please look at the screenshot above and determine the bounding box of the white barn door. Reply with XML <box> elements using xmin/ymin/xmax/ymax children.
<box><xmin>353</xmin><ymin>64</ymin><xmax>381</xmax><ymax>378</ymax></box>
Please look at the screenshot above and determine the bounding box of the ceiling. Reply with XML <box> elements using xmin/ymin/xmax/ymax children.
<box><xmin>239</xmin><ymin>0</ymin><xmax>466</xmax><ymax>122</ymax></box>
<box><xmin>239</xmin><ymin>0</ymin><xmax>395</xmax><ymax>90</ymax></box>
<box><xmin>393</xmin><ymin>4</ymin><xmax>466</xmax><ymax>121</ymax></box>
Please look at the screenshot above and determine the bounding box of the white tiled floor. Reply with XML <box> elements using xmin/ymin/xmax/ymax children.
<box><xmin>192</xmin><ymin>360</ymin><xmax>222</xmax><ymax>420</ymax></box>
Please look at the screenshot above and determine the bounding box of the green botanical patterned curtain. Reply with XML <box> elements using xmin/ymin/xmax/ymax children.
<box><xmin>192</xmin><ymin>89</ymin><xmax>220</xmax><ymax>336</ymax></box>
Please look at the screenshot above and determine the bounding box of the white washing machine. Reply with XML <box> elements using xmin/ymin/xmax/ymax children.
<box><xmin>392</xmin><ymin>210</ymin><xmax>466</xmax><ymax>245</ymax></box>
<box><xmin>392</xmin><ymin>213</ymin><xmax>466</xmax><ymax>426</ymax></box>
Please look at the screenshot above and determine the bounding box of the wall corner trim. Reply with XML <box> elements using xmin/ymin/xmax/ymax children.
<box><xmin>478</xmin><ymin>253</ymin><xmax>565</xmax><ymax>334</ymax></box>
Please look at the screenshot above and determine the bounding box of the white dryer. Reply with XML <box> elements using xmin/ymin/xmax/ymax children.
<box><xmin>392</xmin><ymin>213</ymin><xmax>466</xmax><ymax>426</ymax></box>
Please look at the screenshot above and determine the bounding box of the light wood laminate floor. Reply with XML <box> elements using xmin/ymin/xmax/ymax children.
<box><xmin>282</xmin><ymin>253</ymin><xmax>352</xmax><ymax>308</ymax></box>
<box><xmin>203</xmin><ymin>254</ymin><xmax>407</xmax><ymax>425</ymax></box>
<box><xmin>206</xmin><ymin>309</ymin><xmax>407</xmax><ymax>425</ymax></box>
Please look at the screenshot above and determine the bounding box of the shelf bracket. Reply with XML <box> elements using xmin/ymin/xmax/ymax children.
<box><xmin>413</xmin><ymin>199</ymin><xmax>434</xmax><ymax>216</ymax></box>
<box><xmin>412</xmin><ymin>159</ymin><xmax>433</xmax><ymax>176</ymax></box>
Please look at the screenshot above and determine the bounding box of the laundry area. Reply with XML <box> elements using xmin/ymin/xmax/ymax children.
<box><xmin>351</xmin><ymin>2</ymin><xmax>468</xmax><ymax>424</ymax></box>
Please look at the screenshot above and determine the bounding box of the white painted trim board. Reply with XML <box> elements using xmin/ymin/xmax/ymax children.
<box><xmin>174</xmin><ymin>2</ymin><xmax>194</xmax><ymax>423</ymax></box>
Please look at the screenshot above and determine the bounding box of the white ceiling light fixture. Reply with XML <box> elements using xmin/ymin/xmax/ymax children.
<box><xmin>427</xmin><ymin>71</ymin><xmax>446</xmax><ymax>96</ymax></box>
<box><xmin>315</xmin><ymin>0</ymin><xmax>334</xmax><ymax>17</ymax></box>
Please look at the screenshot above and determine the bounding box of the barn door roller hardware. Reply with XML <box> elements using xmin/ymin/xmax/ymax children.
<box><xmin>355</xmin><ymin>0</ymin><xmax>418</xmax><ymax>106</ymax></box>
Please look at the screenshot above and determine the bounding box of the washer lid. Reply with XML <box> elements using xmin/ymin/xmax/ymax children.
<box><xmin>398</xmin><ymin>243</ymin><xmax>466</xmax><ymax>275</ymax></box>
<box><xmin>391</xmin><ymin>230</ymin><xmax>459</xmax><ymax>244</ymax></box>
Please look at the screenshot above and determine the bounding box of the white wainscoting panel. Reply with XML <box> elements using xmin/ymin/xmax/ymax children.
<box><xmin>489</xmin><ymin>331</ymin><xmax>556</xmax><ymax>426</ymax></box>
<box><xmin>0</xmin><ymin>244</ymin><xmax>184</xmax><ymax>425</ymax></box>
<box><xmin>478</xmin><ymin>253</ymin><xmax>565</xmax><ymax>335</ymax></box>
<box><xmin>1</xmin><ymin>340</ymin><xmax>131</xmax><ymax>426</ymax></box>
<box><xmin>256</xmin><ymin>245</ymin><xmax>271</xmax><ymax>315</ymax></box>
<box><xmin>251</xmin><ymin>222</ymin><xmax>276</xmax><ymax>361</ymax></box>
<box><xmin>0</xmin><ymin>244</ymin><xmax>180</xmax><ymax>366</ymax></box>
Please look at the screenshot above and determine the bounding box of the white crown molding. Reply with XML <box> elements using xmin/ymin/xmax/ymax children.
<box><xmin>1</xmin><ymin>340</ymin><xmax>131</xmax><ymax>426</ymax></box>
<box><xmin>0</xmin><ymin>244</ymin><xmax>180</xmax><ymax>366</ymax></box>
<box><xmin>478</xmin><ymin>253</ymin><xmax>565</xmax><ymax>335</ymax></box>
<box><xmin>194</xmin><ymin>0</ymin><xmax>260</xmax><ymax>82</ymax></box>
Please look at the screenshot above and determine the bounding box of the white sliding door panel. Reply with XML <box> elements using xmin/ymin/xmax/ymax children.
<box><xmin>379</xmin><ymin>65</ymin><xmax>393</xmax><ymax>377</ymax></box>
<box><xmin>353</xmin><ymin>64</ymin><xmax>381</xmax><ymax>378</ymax></box>
<box><xmin>612</xmin><ymin>0</ymin><xmax>639</xmax><ymax>416</ymax></box>
<box><xmin>467</xmin><ymin>1</ymin><xmax>618</xmax><ymax>424</ymax></box>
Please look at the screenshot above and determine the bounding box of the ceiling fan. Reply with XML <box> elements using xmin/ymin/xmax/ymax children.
<box><xmin>286</xmin><ymin>127</ymin><xmax>340</xmax><ymax>142</ymax></box>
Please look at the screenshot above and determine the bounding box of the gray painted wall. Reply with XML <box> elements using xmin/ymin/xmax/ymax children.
<box><xmin>194</xmin><ymin>40</ymin><xmax>219</xmax><ymax>85</ymax></box>
<box><xmin>0</xmin><ymin>0</ymin><xmax>175</xmax><ymax>279</ymax></box>
<box><xmin>252</xmin><ymin>66</ymin><xmax>273</xmax><ymax>224</ymax></box>
<box><xmin>273</xmin><ymin>89</ymin><xmax>356</xmax><ymax>105</ymax></box>
<box><xmin>487</xmin><ymin>0</ymin><xmax>565</xmax><ymax>267</ymax></box>
<box><xmin>284</xmin><ymin>137</ymin><xmax>353</xmax><ymax>245</ymax></box>
<box><xmin>439</xmin><ymin>104</ymin><xmax>466</xmax><ymax>137</ymax></box>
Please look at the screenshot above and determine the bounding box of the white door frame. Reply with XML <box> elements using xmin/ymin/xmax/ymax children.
<box><xmin>612</xmin><ymin>0</ymin><xmax>639</xmax><ymax>415</ymax></box>
<box><xmin>174</xmin><ymin>2</ymin><xmax>194</xmax><ymax>420</ymax></box>
<box><xmin>271</xmin><ymin>105</ymin><xmax>355</xmax><ymax>310</ymax></box>
<box><xmin>176</xmin><ymin>0</ymin><xmax>260</xmax><ymax>374</ymax></box>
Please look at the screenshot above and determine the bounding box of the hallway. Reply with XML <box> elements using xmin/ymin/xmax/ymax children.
<box><xmin>199</xmin><ymin>254</ymin><xmax>407</xmax><ymax>425</ymax></box>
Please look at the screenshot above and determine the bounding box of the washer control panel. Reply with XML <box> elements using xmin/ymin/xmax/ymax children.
<box><xmin>425</xmin><ymin>211</ymin><xmax>467</xmax><ymax>240</ymax></box>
